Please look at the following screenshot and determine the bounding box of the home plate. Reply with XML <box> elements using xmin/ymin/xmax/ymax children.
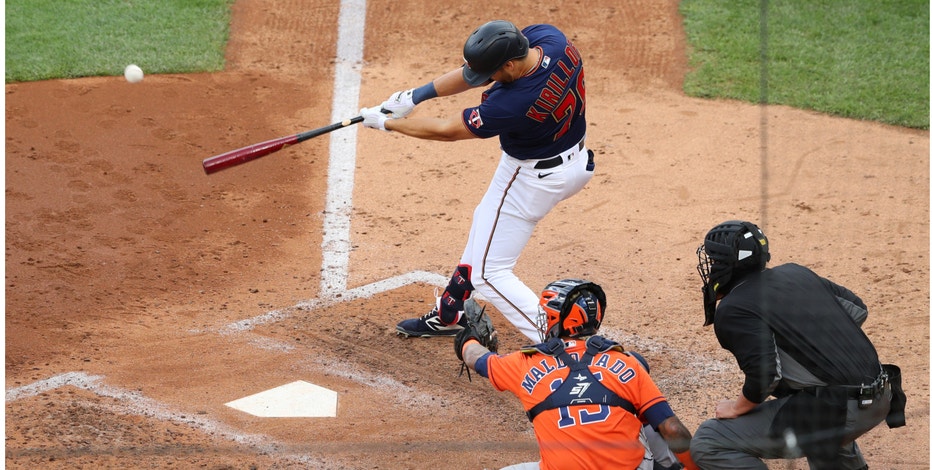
<box><xmin>225</xmin><ymin>380</ymin><xmax>338</xmax><ymax>417</ymax></box>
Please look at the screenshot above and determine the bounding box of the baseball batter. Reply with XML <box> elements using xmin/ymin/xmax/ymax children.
<box><xmin>359</xmin><ymin>20</ymin><xmax>593</xmax><ymax>342</ymax></box>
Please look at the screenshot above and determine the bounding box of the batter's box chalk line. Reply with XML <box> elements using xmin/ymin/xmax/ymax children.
<box><xmin>218</xmin><ymin>270</ymin><xmax>450</xmax><ymax>334</ymax></box>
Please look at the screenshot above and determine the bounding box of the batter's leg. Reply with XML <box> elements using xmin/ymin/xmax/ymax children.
<box><xmin>464</xmin><ymin>150</ymin><xmax>593</xmax><ymax>342</ymax></box>
<box><xmin>437</xmin><ymin>264</ymin><xmax>474</xmax><ymax>324</ymax></box>
<box><xmin>395</xmin><ymin>264</ymin><xmax>473</xmax><ymax>337</ymax></box>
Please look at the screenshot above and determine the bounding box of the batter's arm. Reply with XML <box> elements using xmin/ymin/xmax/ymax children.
<box><xmin>384</xmin><ymin>114</ymin><xmax>477</xmax><ymax>141</ymax></box>
<box><xmin>432</xmin><ymin>67</ymin><xmax>479</xmax><ymax>96</ymax></box>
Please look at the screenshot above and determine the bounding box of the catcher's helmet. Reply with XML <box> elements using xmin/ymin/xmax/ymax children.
<box><xmin>462</xmin><ymin>20</ymin><xmax>529</xmax><ymax>86</ymax></box>
<box><xmin>538</xmin><ymin>279</ymin><xmax>606</xmax><ymax>340</ymax></box>
<box><xmin>696</xmin><ymin>220</ymin><xmax>770</xmax><ymax>326</ymax></box>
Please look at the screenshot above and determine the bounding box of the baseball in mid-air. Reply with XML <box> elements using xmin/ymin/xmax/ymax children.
<box><xmin>124</xmin><ymin>64</ymin><xmax>144</xmax><ymax>83</ymax></box>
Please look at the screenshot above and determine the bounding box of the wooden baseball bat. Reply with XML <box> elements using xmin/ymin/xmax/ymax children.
<box><xmin>202</xmin><ymin>115</ymin><xmax>364</xmax><ymax>174</ymax></box>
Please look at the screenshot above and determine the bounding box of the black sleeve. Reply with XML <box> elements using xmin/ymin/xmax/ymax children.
<box><xmin>714</xmin><ymin>305</ymin><xmax>780</xmax><ymax>403</ymax></box>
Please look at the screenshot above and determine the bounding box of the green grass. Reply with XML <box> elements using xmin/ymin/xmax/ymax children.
<box><xmin>5</xmin><ymin>0</ymin><xmax>235</xmax><ymax>83</ymax></box>
<box><xmin>6</xmin><ymin>1</ymin><xmax>928</xmax><ymax>129</ymax></box>
<box><xmin>680</xmin><ymin>0</ymin><xmax>930</xmax><ymax>129</ymax></box>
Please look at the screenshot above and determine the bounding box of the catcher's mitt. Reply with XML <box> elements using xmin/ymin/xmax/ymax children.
<box><xmin>454</xmin><ymin>298</ymin><xmax>499</xmax><ymax>362</ymax></box>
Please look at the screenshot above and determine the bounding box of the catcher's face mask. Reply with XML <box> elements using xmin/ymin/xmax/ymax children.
<box><xmin>534</xmin><ymin>305</ymin><xmax>548</xmax><ymax>343</ymax></box>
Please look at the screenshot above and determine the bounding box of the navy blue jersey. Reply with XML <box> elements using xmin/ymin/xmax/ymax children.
<box><xmin>461</xmin><ymin>24</ymin><xmax>587</xmax><ymax>160</ymax></box>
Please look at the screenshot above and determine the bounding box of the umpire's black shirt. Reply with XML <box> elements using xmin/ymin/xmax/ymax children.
<box><xmin>713</xmin><ymin>263</ymin><xmax>883</xmax><ymax>403</ymax></box>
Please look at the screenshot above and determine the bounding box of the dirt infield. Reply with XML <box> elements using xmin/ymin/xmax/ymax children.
<box><xmin>5</xmin><ymin>1</ymin><xmax>929</xmax><ymax>468</ymax></box>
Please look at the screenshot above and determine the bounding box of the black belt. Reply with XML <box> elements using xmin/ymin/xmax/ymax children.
<box><xmin>533</xmin><ymin>139</ymin><xmax>585</xmax><ymax>169</ymax></box>
<box><xmin>803</xmin><ymin>371</ymin><xmax>889</xmax><ymax>404</ymax></box>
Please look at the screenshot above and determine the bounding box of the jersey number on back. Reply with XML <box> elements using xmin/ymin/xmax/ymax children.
<box><xmin>548</xmin><ymin>372</ymin><xmax>611</xmax><ymax>429</ymax></box>
<box><xmin>552</xmin><ymin>67</ymin><xmax>586</xmax><ymax>142</ymax></box>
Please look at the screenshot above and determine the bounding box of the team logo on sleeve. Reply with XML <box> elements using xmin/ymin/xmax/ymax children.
<box><xmin>468</xmin><ymin>109</ymin><xmax>484</xmax><ymax>128</ymax></box>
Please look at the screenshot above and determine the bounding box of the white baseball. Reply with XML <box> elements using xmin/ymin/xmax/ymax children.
<box><xmin>124</xmin><ymin>64</ymin><xmax>144</xmax><ymax>83</ymax></box>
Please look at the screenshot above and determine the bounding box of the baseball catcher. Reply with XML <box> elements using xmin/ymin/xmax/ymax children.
<box><xmin>454</xmin><ymin>279</ymin><xmax>698</xmax><ymax>470</ymax></box>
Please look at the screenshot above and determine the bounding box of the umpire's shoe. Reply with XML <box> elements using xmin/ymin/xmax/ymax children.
<box><xmin>396</xmin><ymin>305</ymin><xmax>466</xmax><ymax>337</ymax></box>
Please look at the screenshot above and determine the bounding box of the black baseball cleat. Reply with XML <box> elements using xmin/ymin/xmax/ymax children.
<box><xmin>395</xmin><ymin>306</ymin><xmax>466</xmax><ymax>337</ymax></box>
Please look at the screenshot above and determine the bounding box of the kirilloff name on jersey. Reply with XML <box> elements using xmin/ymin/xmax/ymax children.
<box><xmin>526</xmin><ymin>41</ymin><xmax>585</xmax><ymax>141</ymax></box>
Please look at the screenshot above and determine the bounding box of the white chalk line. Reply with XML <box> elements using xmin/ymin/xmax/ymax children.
<box><xmin>320</xmin><ymin>0</ymin><xmax>367</xmax><ymax>297</ymax></box>
<box><xmin>4</xmin><ymin>372</ymin><xmax>326</xmax><ymax>465</ymax></box>
<box><xmin>219</xmin><ymin>270</ymin><xmax>447</xmax><ymax>334</ymax></box>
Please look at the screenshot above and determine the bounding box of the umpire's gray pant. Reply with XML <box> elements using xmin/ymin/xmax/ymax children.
<box><xmin>690</xmin><ymin>387</ymin><xmax>891</xmax><ymax>470</ymax></box>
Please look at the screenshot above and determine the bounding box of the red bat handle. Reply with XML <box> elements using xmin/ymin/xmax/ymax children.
<box><xmin>202</xmin><ymin>115</ymin><xmax>364</xmax><ymax>175</ymax></box>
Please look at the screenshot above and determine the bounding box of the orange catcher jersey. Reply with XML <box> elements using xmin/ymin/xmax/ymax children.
<box><xmin>486</xmin><ymin>339</ymin><xmax>670</xmax><ymax>470</ymax></box>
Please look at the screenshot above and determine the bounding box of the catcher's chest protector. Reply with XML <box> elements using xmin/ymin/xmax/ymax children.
<box><xmin>525</xmin><ymin>337</ymin><xmax>637</xmax><ymax>422</ymax></box>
